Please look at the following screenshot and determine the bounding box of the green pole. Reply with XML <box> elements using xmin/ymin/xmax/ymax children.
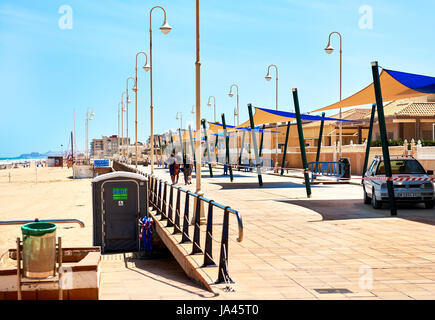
<box><xmin>178</xmin><ymin>128</ymin><xmax>184</xmax><ymax>161</ymax></box>
<box><xmin>238</xmin><ymin>130</ymin><xmax>246</xmax><ymax>170</ymax></box>
<box><xmin>221</xmin><ymin>114</ymin><xmax>233</xmax><ymax>181</ymax></box>
<box><xmin>315</xmin><ymin>112</ymin><xmax>326</xmax><ymax>174</ymax></box>
<box><xmin>214</xmin><ymin>134</ymin><xmax>219</xmax><ymax>163</ymax></box>
<box><xmin>170</xmin><ymin>132</ymin><xmax>175</xmax><ymax>154</ymax></box>
<box><xmin>292</xmin><ymin>88</ymin><xmax>312</xmax><ymax>198</ymax></box>
<box><xmin>248</xmin><ymin>104</ymin><xmax>263</xmax><ymax>187</ymax></box>
<box><xmin>259</xmin><ymin>124</ymin><xmax>266</xmax><ymax>158</ymax></box>
<box><xmin>361</xmin><ymin>104</ymin><xmax>376</xmax><ymax>184</ymax></box>
<box><xmin>201</xmin><ymin>119</ymin><xmax>213</xmax><ymax>177</ymax></box>
<box><xmin>280</xmin><ymin>121</ymin><xmax>291</xmax><ymax>176</ymax></box>
<box><xmin>157</xmin><ymin>135</ymin><xmax>163</xmax><ymax>165</ymax></box>
<box><xmin>188</xmin><ymin>125</ymin><xmax>196</xmax><ymax>172</ymax></box>
<box><xmin>371</xmin><ymin>61</ymin><xmax>397</xmax><ymax>216</ymax></box>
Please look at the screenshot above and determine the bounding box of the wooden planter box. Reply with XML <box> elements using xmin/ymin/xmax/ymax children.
<box><xmin>0</xmin><ymin>247</ymin><xmax>101</xmax><ymax>300</ymax></box>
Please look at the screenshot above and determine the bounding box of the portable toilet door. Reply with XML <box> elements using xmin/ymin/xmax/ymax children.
<box><xmin>101</xmin><ymin>178</ymin><xmax>140</xmax><ymax>253</ymax></box>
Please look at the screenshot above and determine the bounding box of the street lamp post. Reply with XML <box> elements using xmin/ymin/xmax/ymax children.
<box><xmin>176</xmin><ymin>112</ymin><xmax>182</xmax><ymax>130</ymax></box>
<box><xmin>133</xmin><ymin>52</ymin><xmax>151</xmax><ymax>169</ymax></box>
<box><xmin>118</xmin><ymin>102</ymin><xmax>121</xmax><ymax>154</ymax></box>
<box><xmin>85</xmin><ymin>107</ymin><xmax>94</xmax><ymax>160</ymax></box>
<box><xmin>126</xmin><ymin>77</ymin><xmax>134</xmax><ymax>161</ymax></box>
<box><xmin>149</xmin><ymin>5</ymin><xmax>172</xmax><ymax>175</ymax></box>
<box><xmin>324</xmin><ymin>31</ymin><xmax>343</xmax><ymax>159</ymax></box>
<box><xmin>265</xmin><ymin>64</ymin><xmax>279</xmax><ymax>166</ymax></box>
<box><xmin>228</xmin><ymin>84</ymin><xmax>239</xmax><ymax>126</ymax></box>
<box><xmin>229</xmin><ymin>84</ymin><xmax>240</xmax><ymax>164</ymax></box>
<box><xmin>194</xmin><ymin>0</ymin><xmax>206</xmax><ymax>225</ymax></box>
<box><xmin>207</xmin><ymin>96</ymin><xmax>216</xmax><ymax>122</ymax></box>
<box><xmin>121</xmin><ymin>92</ymin><xmax>127</xmax><ymax>159</ymax></box>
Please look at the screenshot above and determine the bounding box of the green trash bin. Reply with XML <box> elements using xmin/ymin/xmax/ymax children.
<box><xmin>21</xmin><ymin>222</ymin><xmax>57</xmax><ymax>279</ymax></box>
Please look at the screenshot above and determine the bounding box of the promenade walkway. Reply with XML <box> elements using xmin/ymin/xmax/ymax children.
<box><xmin>138</xmin><ymin>164</ymin><xmax>435</xmax><ymax>300</ymax></box>
<box><xmin>3</xmin><ymin>166</ymin><xmax>435</xmax><ymax>300</ymax></box>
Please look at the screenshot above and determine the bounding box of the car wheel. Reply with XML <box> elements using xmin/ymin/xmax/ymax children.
<box><xmin>363</xmin><ymin>186</ymin><xmax>371</xmax><ymax>204</ymax></box>
<box><xmin>371</xmin><ymin>188</ymin><xmax>382</xmax><ymax>209</ymax></box>
<box><xmin>424</xmin><ymin>200</ymin><xmax>435</xmax><ymax>209</ymax></box>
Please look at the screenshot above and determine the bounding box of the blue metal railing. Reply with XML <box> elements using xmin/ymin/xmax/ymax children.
<box><xmin>308</xmin><ymin>161</ymin><xmax>345</xmax><ymax>182</ymax></box>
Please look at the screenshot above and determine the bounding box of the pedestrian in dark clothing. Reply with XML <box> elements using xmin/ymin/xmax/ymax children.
<box><xmin>223</xmin><ymin>163</ymin><xmax>228</xmax><ymax>176</ymax></box>
<box><xmin>183</xmin><ymin>155</ymin><xmax>193</xmax><ymax>185</ymax></box>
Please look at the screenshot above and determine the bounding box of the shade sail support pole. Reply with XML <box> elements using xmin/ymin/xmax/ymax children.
<box><xmin>221</xmin><ymin>114</ymin><xmax>233</xmax><ymax>182</ymax></box>
<box><xmin>248</xmin><ymin>104</ymin><xmax>263</xmax><ymax>187</ymax></box>
<box><xmin>315</xmin><ymin>112</ymin><xmax>326</xmax><ymax>173</ymax></box>
<box><xmin>259</xmin><ymin>124</ymin><xmax>266</xmax><ymax>158</ymax></box>
<box><xmin>238</xmin><ymin>130</ymin><xmax>246</xmax><ymax>170</ymax></box>
<box><xmin>201</xmin><ymin>119</ymin><xmax>213</xmax><ymax>177</ymax></box>
<box><xmin>362</xmin><ymin>104</ymin><xmax>376</xmax><ymax>184</ymax></box>
<box><xmin>281</xmin><ymin>121</ymin><xmax>291</xmax><ymax>176</ymax></box>
<box><xmin>292</xmin><ymin>89</ymin><xmax>312</xmax><ymax>198</ymax></box>
<box><xmin>371</xmin><ymin>61</ymin><xmax>397</xmax><ymax>216</ymax></box>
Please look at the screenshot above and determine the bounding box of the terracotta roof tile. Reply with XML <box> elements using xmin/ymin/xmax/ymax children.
<box><xmin>396</xmin><ymin>103</ymin><xmax>435</xmax><ymax>117</ymax></box>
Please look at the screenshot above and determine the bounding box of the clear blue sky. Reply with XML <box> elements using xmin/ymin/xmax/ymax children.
<box><xmin>1</xmin><ymin>0</ymin><xmax>434</xmax><ymax>157</ymax></box>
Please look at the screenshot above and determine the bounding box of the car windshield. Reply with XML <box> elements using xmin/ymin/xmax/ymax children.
<box><xmin>376</xmin><ymin>160</ymin><xmax>426</xmax><ymax>175</ymax></box>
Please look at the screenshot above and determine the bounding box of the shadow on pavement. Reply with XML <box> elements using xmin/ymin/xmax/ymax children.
<box><xmin>122</xmin><ymin>253</ymin><xmax>217</xmax><ymax>298</ymax></box>
<box><xmin>210</xmin><ymin>181</ymin><xmax>327</xmax><ymax>189</ymax></box>
<box><xmin>279</xmin><ymin>199</ymin><xmax>435</xmax><ymax>226</ymax></box>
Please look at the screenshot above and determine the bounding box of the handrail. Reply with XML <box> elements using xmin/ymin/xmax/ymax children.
<box><xmin>152</xmin><ymin>177</ymin><xmax>243</xmax><ymax>243</ymax></box>
<box><xmin>0</xmin><ymin>219</ymin><xmax>85</xmax><ymax>228</ymax></box>
<box><xmin>113</xmin><ymin>159</ymin><xmax>243</xmax><ymax>242</ymax></box>
<box><xmin>112</xmin><ymin>159</ymin><xmax>243</xmax><ymax>285</ymax></box>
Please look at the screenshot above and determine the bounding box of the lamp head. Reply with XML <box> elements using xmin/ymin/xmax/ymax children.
<box><xmin>132</xmin><ymin>87</ymin><xmax>137</xmax><ymax>93</ymax></box>
<box><xmin>143</xmin><ymin>63</ymin><xmax>151</xmax><ymax>72</ymax></box>
<box><xmin>265</xmin><ymin>73</ymin><xmax>272</xmax><ymax>81</ymax></box>
<box><xmin>127</xmin><ymin>99</ymin><xmax>131</xmax><ymax>104</ymax></box>
<box><xmin>207</xmin><ymin>102</ymin><xmax>211</xmax><ymax>107</ymax></box>
<box><xmin>324</xmin><ymin>43</ymin><xmax>334</xmax><ymax>54</ymax></box>
<box><xmin>228</xmin><ymin>92</ymin><xmax>234</xmax><ymax>98</ymax></box>
<box><xmin>160</xmin><ymin>21</ymin><xmax>172</xmax><ymax>35</ymax></box>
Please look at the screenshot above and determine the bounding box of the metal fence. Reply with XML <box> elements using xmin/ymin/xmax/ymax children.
<box><xmin>113</xmin><ymin>160</ymin><xmax>243</xmax><ymax>285</ymax></box>
<box><xmin>307</xmin><ymin>161</ymin><xmax>345</xmax><ymax>182</ymax></box>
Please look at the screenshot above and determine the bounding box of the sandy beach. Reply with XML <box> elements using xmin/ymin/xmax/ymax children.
<box><xmin>0</xmin><ymin>166</ymin><xmax>94</xmax><ymax>254</ymax></box>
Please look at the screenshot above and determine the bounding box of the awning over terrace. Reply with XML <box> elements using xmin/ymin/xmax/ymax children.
<box><xmin>236</xmin><ymin>107</ymin><xmax>358</xmax><ymax>128</ymax></box>
<box><xmin>313</xmin><ymin>68</ymin><xmax>435</xmax><ymax>112</ymax></box>
<box><xmin>208</xmin><ymin>121</ymin><xmax>279</xmax><ymax>133</ymax></box>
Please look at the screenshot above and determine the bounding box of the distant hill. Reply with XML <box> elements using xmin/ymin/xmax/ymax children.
<box><xmin>0</xmin><ymin>152</ymin><xmax>54</xmax><ymax>161</ymax></box>
<box><xmin>19</xmin><ymin>152</ymin><xmax>49</xmax><ymax>159</ymax></box>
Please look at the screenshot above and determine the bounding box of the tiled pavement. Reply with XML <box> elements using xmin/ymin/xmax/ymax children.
<box><xmin>16</xmin><ymin>167</ymin><xmax>434</xmax><ymax>299</ymax></box>
<box><xmin>132</xmin><ymin>165</ymin><xmax>435</xmax><ymax>300</ymax></box>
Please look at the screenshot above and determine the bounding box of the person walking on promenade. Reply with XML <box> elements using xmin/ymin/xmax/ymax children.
<box><xmin>174</xmin><ymin>154</ymin><xmax>181</xmax><ymax>184</ymax></box>
<box><xmin>183</xmin><ymin>155</ymin><xmax>193</xmax><ymax>185</ymax></box>
<box><xmin>166</xmin><ymin>153</ymin><xmax>178</xmax><ymax>184</ymax></box>
<box><xmin>223</xmin><ymin>163</ymin><xmax>228</xmax><ymax>176</ymax></box>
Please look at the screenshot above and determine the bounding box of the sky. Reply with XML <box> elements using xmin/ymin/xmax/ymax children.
<box><xmin>1</xmin><ymin>0</ymin><xmax>434</xmax><ymax>157</ymax></box>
